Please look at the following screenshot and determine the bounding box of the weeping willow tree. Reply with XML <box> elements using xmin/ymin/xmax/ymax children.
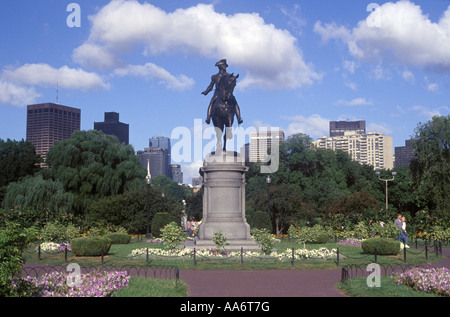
<box><xmin>3</xmin><ymin>174</ymin><xmax>74</xmax><ymax>221</ymax></box>
<box><xmin>45</xmin><ymin>130</ymin><xmax>147</xmax><ymax>215</ymax></box>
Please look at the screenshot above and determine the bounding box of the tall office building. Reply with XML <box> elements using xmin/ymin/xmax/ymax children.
<box><xmin>394</xmin><ymin>139</ymin><xmax>415</xmax><ymax>167</ymax></box>
<box><xmin>137</xmin><ymin>136</ymin><xmax>172</xmax><ymax>179</ymax></box>
<box><xmin>170</xmin><ymin>164</ymin><xmax>183</xmax><ymax>184</ymax></box>
<box><xmin>313</xmin><ymin>131</ymin><xmax>393</xmax><ymax>170</ymax></box>
<box><xmin>330</xmin><ymin>120</ymin><xmax>366</xmax><ymax>137</ymax></box>
<box><xmin>26</xmin><ymin>102</ymin><xmax>81</xmax><ymax>167</ymax></box>
<box><xmin>94</xmin><ymin>112</ymin><xmax>129</xmax><ymax>144</ymax></box>
<box><xmin>249</xmin><ymin>129</ymin><xmax>285</xmax><ymax>163</ymax></box>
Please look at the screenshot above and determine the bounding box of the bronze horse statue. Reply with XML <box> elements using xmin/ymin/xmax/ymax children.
<box><xmin>212</xmin><ymin>72</ymin><xmax>240</xmax><ymax>151</ymax></box>
<box><xmin>202</xmin><ymin>60</ymin><xmax>242</xmax><ymax>152</ymax></box>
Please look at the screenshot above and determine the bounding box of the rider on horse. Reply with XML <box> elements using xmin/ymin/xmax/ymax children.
<box><xmin>202</xmin><ymin>59</ymin><xmax>243</xmax><ymax>125</ymax></box>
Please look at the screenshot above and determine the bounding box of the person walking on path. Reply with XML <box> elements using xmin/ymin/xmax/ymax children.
<box><xmin>401</xmin><ymin>216</ymin><xmax>410</xmax><ymax>248</ymax></box>
<box><xmin>394</xmin><ymin>214</ymin><xmax>403</xmax><ymax>242</ymax></box>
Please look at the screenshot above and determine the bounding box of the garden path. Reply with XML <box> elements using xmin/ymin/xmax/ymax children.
<box><xmin>179</xmin><ymin>269</ymin><xmax>346</xmax><ymax>297</ymax></box>
<box><xmin>180</xmin><ymin>246</ymin><xmax>450</xmax><ymax>297</ymax></box>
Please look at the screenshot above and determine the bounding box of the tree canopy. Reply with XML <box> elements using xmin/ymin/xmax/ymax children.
<box><xmin>0</xmin><ymin>138</ymin><xmax>42</xmax><ymax>205</ymax></box>
<box><xmin>7</xmin><ymin>130</ymin><xmax>147</xmax><ymax>216</ymax></box>
<box><xmin>410</xmin><ymin>115</ymin><xmax>449</xmax><ymax>216</ymax></box>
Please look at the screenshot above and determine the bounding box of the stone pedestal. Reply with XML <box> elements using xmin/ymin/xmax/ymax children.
<box><xmin>194</xmin><ymin>151</ymin><xmax>260</xmax><ymax>251</ymax></box>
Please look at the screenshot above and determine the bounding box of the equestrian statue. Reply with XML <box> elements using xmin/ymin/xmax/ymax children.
<box><xmin>202</xmin><ymin>59</ymin><xmax>243</xmax><ymax>152</ymax></box>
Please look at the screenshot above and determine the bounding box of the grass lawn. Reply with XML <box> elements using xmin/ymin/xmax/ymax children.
<box><xmin>337</xmin><ymin>276</ymin><xmax>443</xmax><ymax>297</ymax></box>
<box><xmin>113</xmin><ymin>277</ymin><xmax>188</xmax><ymax>297</ymax></box>
<box><xmin>24</xmin><ymin>238</ymin><xmax>445</xmax><ymax>270</ymax></box>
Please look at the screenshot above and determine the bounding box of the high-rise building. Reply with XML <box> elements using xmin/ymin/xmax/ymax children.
<box><xmin>313</xmin><ymin>131</ymin><xmax>393</xmax><ymax>170</ymax></box>
<box><xmin>240</xmin><ymin>143</ymin><xmax>250</xmax><ymax>161</ymax></box>
<box><xmin>394</xmin><ymin>139</ymin><xmax>415</xmax><ymax>167</ymax></box>
<box><xmin>137</xmin><ymin>147</ymin><xmax>168</xmax><ymax>178</ymax></box>
<box><xmin>94</xmin><ymin>112</ymin><xmax>129</xmax><ymax>144</ymax></box>
<box><xmin>192</xmin><ymin>176</ymin><xmax>203</xmax><ymax>187</ymax></box>
<box><xmin>26</xmin><ymin>102</ymin><xmax>81</xmax><ymax>167</ymax></box>
<box><xmin>170</xmin><ymin>164</ymin><xmax>183</xmax><ymax>184</ymax></box>
<box><xmin>329</xmin><ymin>120</ymin><xmax>366</xmax><ymax>137</ymax></box>
<box><xmin>249</xmin><ymin>129</ymin><xmax>285</xmax><ymax>163</ymax></box>
<box><xmin>137</xmin><ymin>136</ymin><xmax>172</xmax><ymax>179</ymax></box>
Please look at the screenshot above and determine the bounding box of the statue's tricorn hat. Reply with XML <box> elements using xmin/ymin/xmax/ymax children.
<box><xmin>215</xmin><ymin>59</ymin><xmax>228</xmax><ymax>68</ymax></box>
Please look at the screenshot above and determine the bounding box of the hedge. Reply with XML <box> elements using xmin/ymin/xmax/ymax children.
<box><xmin>361</xmin><ymin>237</ymin><xmax>400</xmax><ymax>255</ymax></box>
<box><xmin>71</xmin><ymin>236</ymin><xmax>112</xmax><ymax>256</ymax></box>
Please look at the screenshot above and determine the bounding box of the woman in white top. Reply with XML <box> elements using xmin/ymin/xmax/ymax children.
<box><xmin>401</xmin><ymin>216</ymin><xmax>410</xmax><ymax>248</ymax></box>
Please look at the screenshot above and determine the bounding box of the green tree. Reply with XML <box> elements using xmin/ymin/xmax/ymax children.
<box><xmin>3</xmin><ymin>174</ymin><xmax>74</xmax><ymax>222</ymax></box>
<box><xmin>185</xmin><ymin>187</ymin><xmax>203</xmax><ymax>221</ymax></box>
<box><xmin>410</xmin><ymin>115</ymin><xmax>449</xmax><ymax>217</ymax></box>
<box><xmin>88</xmin><ymin>185</ymin><xmax>181</xmax><ymax>234</ymax></box>
<box><xmin>253</xmin><ymin>183</ymin><xmax>315</xmax><ymax>235</ymax></box>
<box><xmin>150</xmin><ymin>175</ymin><xmax>193</xmax><ymax>202</ymax></box>
<box><xmin>0</xmin><ymin>138</ymin><xmax>42</xmax><ymax>205</ymax></box>
<box><xmin>0</xmin><ymin>222</ymin><xmax>38</xmax><ymax>296</ymax></box>
<box><xmin>46</xmin><ymin>130</ymin><xmax>146</xmax><ymax>214</ymax></box>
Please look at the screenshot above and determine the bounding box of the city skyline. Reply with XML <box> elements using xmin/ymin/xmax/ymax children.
<box><xmin>1</xmin><ymin>0</ymin><xmax>449</xmax><ymax>183</ymax></box>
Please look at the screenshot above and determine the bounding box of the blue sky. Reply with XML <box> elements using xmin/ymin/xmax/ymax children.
<box><xmin>1</xmin><ymin>0</ymin><xmax>449</xmax><ymax>183</ymax></box>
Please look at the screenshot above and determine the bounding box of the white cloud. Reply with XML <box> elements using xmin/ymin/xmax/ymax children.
<box><xmin>0</xmin><ymin>80</ymin><xmax>41</xmax><ymax>107</ymax></box>
<box><xmin>334</xmin><ymin>98</ymin><xmax>373</xmax><ymax>107</ymax></box>
<box><xmin>367</xmin><ymin>122</ymin><xmax>392</xmax><ymax>135</ymax></box>
<box><xmin>72</xmin><ymin>43</ymin><xmax>123</xmax><ymax>71</ymax></box>
<box><xmin>402</xmin><ymin>70</ymin><xmax>415</xmax><ymax>83</ymax></box>
<box><xmin>314</xmin><ymin>1</ymin><xmax>450</xmax><ymax>72</ymax></box>
<box><xmin>74</xmin><ymin>0</ymin><xmax>321</xmax><ymax>90</ymax></box>
<box><xmin>115</xmin><ymin>63</ymin><xmax>194</xmax><ymax>91</ymax></box>
<box><xmin>412</xmin><ymin>105</ymin><xmax>449</xmax><ymax>118</ymax></box>
<box><xmin>427</xmin><ymin>83</ymin><xmax>439</xmax><ymax>92</ymax></box>
<box><xmin>2</xmin><ymin>63</ymin><xmax>109</xmax><ymax>91</ymax></box>
<box><xmin>180</xmin><ymin>160</ymin><xmax>203</xmax><ymax>185</ymax></box>
<box><xmin>284</xmin><ymin>114</ymin><xmax>329</xmax><ymax>138</ymax></box>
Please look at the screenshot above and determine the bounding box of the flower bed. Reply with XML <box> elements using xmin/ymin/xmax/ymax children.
<box><xmin>21</xmin><ymin>270</ymin><xmax>129</xmax><ymax>297</ymax></box>
<box><xmin>393</xmin><ymin>267</ymin><xmax>450</xmax><ymax>297</ymax></box>
<box><xmin>337</xmin><ymin>238</ymin><xmax>363</xmax><ymax>247</ymax></box>
<box><xmin>38</xmin><ymin>242</ymin><xmax>71</xmax><ymax>253</ymax></box>
<box><xmin>129</xmin><ymin>247</ymin><xmax>337</xmax><ymax>261</ymax></box>
<box><xmin>271</xmin><ymin>248</ymin><xmax>338</xmax><ymax>261</ymax></box>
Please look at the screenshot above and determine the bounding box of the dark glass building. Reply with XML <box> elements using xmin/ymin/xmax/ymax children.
<box><xmin>329</xmin><ymin>120</ymin><xmax>366</xmax><ymax>137</ymax></box>
<box><xmin>94</xmin><ymin>112</ymin><xmax>129</xmax><ymax>144</ymax></box>
<box><xmin>26</xmin><ymin>102</ymin><xmax>81</xmax><ymax>167</ymax></box>
<box><xmin>170</xmin><ymin>164</ymin><xmax>183</xmax><ymax>184</ymax></box>
<box><xmin>137</xmin><ymin>136</ymin><xmax>172</xmax><ymax>179</ymax></box>
<box><xmin>394</xmin><ymin>139</ymin><xmax>415</xmax><ymax>167</ymax></box>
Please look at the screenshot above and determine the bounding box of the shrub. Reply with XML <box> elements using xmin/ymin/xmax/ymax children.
<box><xmin>212</xmin><ymin>231</ymin><xmax>229</xmax><ymax>253</ymax></box>
<box><xmin>71</xmin><ymin>236</ymin><xmax>111</xmax><ymax>256</ymax></box>
<box><xmin>40</xmin><ymin>221</ymin><xmax>79</xmax><ymax>242</ymax></box>
<box><xmin>354</xmin><ymin>221</ymin><xmax>369</xmax><ymax>239</ymax></box>
<box><xmin>289</xmin><ymin>225</ymin><xmax>328</xmax><ymax>244</ymax></box>
<box><xmin>251</xmin><ymin>228</ymin><xmax>275</xmax><ymax>254</ymax></box>
<box><xmin>104</xmin><ymin>233</ymin><xmax>131</xmax><ymax>245</ymax></box>
<box><xmin>0</xmin><ymin>222</ymin><xmax>38</xmax><ymax>297</ymax></box>
<box><xmin>361</xmin><ymin>237</ymin><xmax>400</xmax><ymax>255</ymax></box>
<box><xmin>151</xmin><ymin>212</ymin><xmax>178</xmax><ymax>237</ymax></box>
<box><xmin>160</xmin><ymin>222</ymin><xmax>185</xmax><ymax>252</ymax></box>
